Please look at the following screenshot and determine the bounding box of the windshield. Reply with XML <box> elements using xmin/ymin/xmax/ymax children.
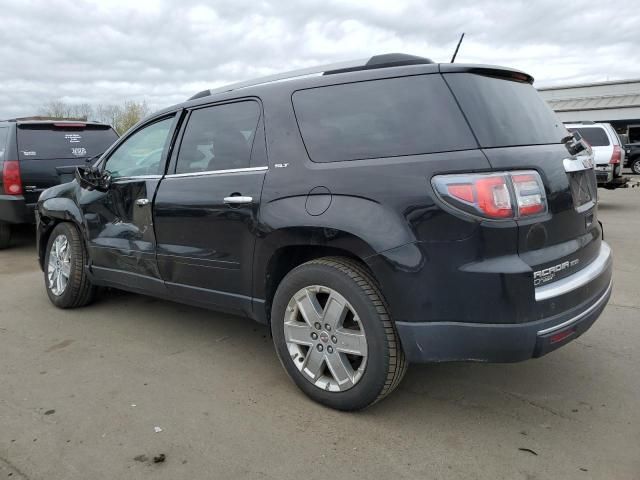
<box><xmin>445</xmin><ymin>73</ymin><xmax>566</xmax><ymax>148</ymax></box>
<box><xmin>17</xmin><ymin>124</ymin><xmax>118</xmax><ymax>160</ymax></box>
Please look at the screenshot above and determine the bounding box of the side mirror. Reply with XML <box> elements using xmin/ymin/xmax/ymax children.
<box><xmin>75</xmin><ymin>166</ymin><xmax>111</xmax><ymax>192</ymax></box>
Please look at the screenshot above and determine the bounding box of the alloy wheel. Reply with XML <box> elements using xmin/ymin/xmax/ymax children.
<box><xmin>283</xmin><ymin>285</ymin><xmax>368</xmax><ymax>392</ymax></box>
<box><xmin>47</xmin><ymin>234</ymin><xmax>71</xmax><ymax>296</ymax></box>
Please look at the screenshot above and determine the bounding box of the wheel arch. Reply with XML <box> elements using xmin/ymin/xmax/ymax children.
<box><xmin>37</xmin><ymin>198</ymin><xmax>85</xmax><ymax>270</ymax></box>
<box><xmin>252</xmin><ymin>227</ymin><xmax>379</xmax><ymax>324</ymax></box>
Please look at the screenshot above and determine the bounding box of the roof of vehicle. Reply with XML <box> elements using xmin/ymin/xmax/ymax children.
<box><xmin>0</xmin><ymin>117</ymin><xmax>113</xmax><ymax>127</ymax></box>
<box><xmin>564</xmin><ymin>122</ymin><xmax>614</xmax><ymax>129</ymax></box>
<box><xmin>182</xmin><ymin>53</ymin><xmax>533</xmax><ymax>105</ymax></box>
<box><xmin>144</xmin><ymin>53</ymin><xmax>533</xmax><ymax>127</ymax></box>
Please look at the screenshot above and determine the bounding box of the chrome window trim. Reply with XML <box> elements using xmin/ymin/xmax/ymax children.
<box><xmin>535</xmin><ymin>242</ymin><xmax>612</xmax><ymax>302</ymax></box>
<box><xmin>537</xmin><ymin>280</ymin><xmax>612</xmax><ymax>336</ymax></box>
<box><xmin>164</xmin><ymin>166</ymin><xmax>268</xmax><ymax>178</ymax></box>
<box><xmin>111</xmin><ymin>174</ymin><xmax>163</xmax><ymax>183</ymax></box>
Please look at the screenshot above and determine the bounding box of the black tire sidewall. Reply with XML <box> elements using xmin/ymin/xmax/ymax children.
<box><xmin>632</xmin><ymin>158</ymin><xmax>640</xmax><ymax>175</ymax></box>
<box><xmin>271</xmin><ymin>261</ymin><xmax>391</xmax><ymax>411</ymax></box>
<box><xmin>0</xmin><ymin>222</ymin><xmax>10</xmax><ymax>249</ymax></box>
<box><xmin>44</xmin><ymin>223</ymin><xmax>84</xmax><ymax>308</ymax></box>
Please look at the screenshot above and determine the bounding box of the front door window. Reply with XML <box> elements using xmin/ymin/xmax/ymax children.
<box><xmin>106</xmin><ymin>117</ymin><xmax>174</xmax><ymax>178</ymax></box>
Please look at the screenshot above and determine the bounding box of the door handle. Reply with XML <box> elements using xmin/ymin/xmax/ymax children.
<box><xmin>136</xmin><ymin>198</ymin><xmax>150</xmax><ymax>207</ymax></box>
<box><xmin>223</xmin><ymin>196</ymin><xmax>253</xmax><ymax>205</ymax></box>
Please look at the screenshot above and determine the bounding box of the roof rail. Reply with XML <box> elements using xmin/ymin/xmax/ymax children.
<box><xmin>188</xmin><ymin>53</ymin><xmax>433</xmax><ymax>101</ymax></box>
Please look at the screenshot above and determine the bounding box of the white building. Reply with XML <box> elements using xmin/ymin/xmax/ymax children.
<box><xmin>538</xmin><ymin>79</ymin><xmax>640</xmax><ymax>141</ymax></box>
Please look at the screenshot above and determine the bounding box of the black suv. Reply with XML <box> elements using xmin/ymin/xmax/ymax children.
<box><xmin>36</xmin><ymin>54</ymin><xmax>612</xmax><ymax>410</ymax></box>
<box><xmin>0</xmin><ymin>119</ymin><xmax>118</xmax><ymax>248</ymax></box>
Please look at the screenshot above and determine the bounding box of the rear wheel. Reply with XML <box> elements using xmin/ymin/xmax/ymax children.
<box><xmin>631</xmin><ymin>157</ymin><xmax>640</xmax><ymax>175</ymax></box>
<box><xmin>0</xmin><ymin>223</ymin><xmax>10</xmax><ymax>249</ymax></box>
<box><xmin>44</xmin><ymin>222</ymin><xmax>95</xmax><ymax>308</ymax></box>
<box><xmin>271</xmin><ymin>257</ymin><xmax>407</xmax><ymax>411</ymax></box>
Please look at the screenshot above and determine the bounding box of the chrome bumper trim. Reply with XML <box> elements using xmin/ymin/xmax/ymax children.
<box><xmin>535</xmin><ymin>242</ymin><xmax>611</xmax><ymax>302</ymax></box>
<box><xmin>537</xmin><ymin>280</ymin><xmax>612</xmax><ymax>336</ymax></box>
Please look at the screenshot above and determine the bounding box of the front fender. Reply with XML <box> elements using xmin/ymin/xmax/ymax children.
<box><xmin>37</xmin><ymin>186</ymin><xmax>85</xmax><ymax>270</ymax></box>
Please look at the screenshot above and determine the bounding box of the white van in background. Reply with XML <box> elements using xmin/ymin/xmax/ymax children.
<box><xmin>565</xmin><ymin>122</ymin><xmax>625</xmax><ymax>187</ymax></box>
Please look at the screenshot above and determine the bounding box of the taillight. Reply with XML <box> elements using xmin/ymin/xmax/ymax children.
<box><xmin>2</xmin><ymin>161</ymin><xmax>23</xmax><ymax>195</ymax></box>
<box><xmin>610</xmin><ymin>145</ymin><xmax>621</xmax><ymax>164</ymax></box>
<box><xmin>511</xmin><ymin>173</ymin><xmax>545</xmax><ymax>216</ymax></box>
<box><xmin>432</xmin><ymin>171</ymin><xmax>547</xmax><ymax>220</ymax></box>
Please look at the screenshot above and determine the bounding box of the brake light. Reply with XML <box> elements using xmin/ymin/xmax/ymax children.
<box><xmin>2</xmin><ymin>161</ymin><xmax>23</xmax><ymax>195</ymax></box>
<box><xmin>54</xmin><ymin>123</ymin><xmax>86</xmax><ymax>128</ymax></box>
<box><xmin>610</xmin><ymin>145</ymin><xmax>621</xmax><ymax>164</ymax></box>
<box><xmin>433</xmin><ymin>171</ymin><xmax>547</xmax><ymax>220</ymax></box>
<box><xmin>475</xmin><ymin>176</ymin><xmax>512</xmax><ymax>218</ymax></box>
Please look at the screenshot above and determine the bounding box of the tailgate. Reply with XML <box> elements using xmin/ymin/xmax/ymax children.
<box><xmin>444</xmin><ymin>71</ymin><xmax>602</xmax><ymax>288</ymax></box>
<box><xmin>17</xmin><ymin>123</ymin><xmax>118</xmax><ymax>203</ymax></box>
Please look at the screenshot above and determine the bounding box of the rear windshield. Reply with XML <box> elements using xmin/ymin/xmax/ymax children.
<box><xmin>17</xmin><ymin>124</ymin><xmax>118</xmax><ymax>160</ymax></box>
<box><xmin>566</xmin><ymin>127</ymin><xmax>610</xmax><ymax>147</ymax></box>
<box><xmin>445</xmin><ymin>73</ymin><xmax>566</xmax><ymax>148</ymax></box>
<box><xmin>0</xmin><ymin>126</ymin><xmax>8</xmax><ymax>161</ymax></box>
<box><xmin>292</xmin><ymin>74</ymin><xmax>477</xmax><ymax>162</ymax></box>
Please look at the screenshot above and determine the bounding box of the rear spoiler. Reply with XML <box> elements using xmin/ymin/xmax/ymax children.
<box><xmin>439</xmin><ymin>64</ymin><xmax>534</xmax><ymax>84</ymax></box>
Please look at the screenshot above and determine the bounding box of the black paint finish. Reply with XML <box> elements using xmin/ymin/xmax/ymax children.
<box><xmin>35</xmin><ymin>61</ymin><xmax>612</xmax><ymax>363</ymax></box>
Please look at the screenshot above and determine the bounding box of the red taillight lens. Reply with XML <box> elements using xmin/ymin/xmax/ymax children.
<box><xmin>2</xmin><ymin>161</ymin><xmax>23</xmax><ymax>195</ymax></box>
<box><xmin>434</xmin><ymin>171</ymin><xmax>546</xmax><ymax>220</ymax></box>
<box><xmin>475</xmin><ymin>176</ymin><xmax>513</xmax><ymax>218</ymax></box>
<box><xmin>447</xmin><ymin>184</ymin><xmax>475</xmax><ymax>203</ymax></box>
<box><xmin>610</xmin><ymin>145</ymin><xmax>621</xmax><ymax>164</ymax></box>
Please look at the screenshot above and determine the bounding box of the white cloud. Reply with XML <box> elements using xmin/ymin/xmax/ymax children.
<box><xmin>0</xmin><ymin>0</ymin><xmax>638</xmax><ymax>118</ymax></box>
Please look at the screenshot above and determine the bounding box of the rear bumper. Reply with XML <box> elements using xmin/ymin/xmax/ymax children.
<box><xmin>595</xmin><ymin>164</ymin><xmax>622</xmax><ymax>184</ymax></box>
<box><xmin>396</xmin><ymin>242</ymin><xmax>613</xmax><ymax>363</ymax></box>
<box><xmin>0</xmin><ymin>195</ymin><xmax>35</xmax><ymax>224</ymax></box>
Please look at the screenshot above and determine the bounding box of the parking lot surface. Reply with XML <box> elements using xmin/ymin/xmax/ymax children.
<box><xmin>1</xmin><ymin>179</ymin><xmax>639</xmax><ymax>480</ymax></box>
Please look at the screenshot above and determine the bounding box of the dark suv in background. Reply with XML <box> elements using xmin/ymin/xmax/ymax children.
<box><xmin>0</xmin><ymin>119</ymin><xmax>118</xmax><ymax>248</ymax></box>
<box><xmin>36</xmin><ymin>54</ymin><xmax>612</xmax><ymax>410</ymax></box>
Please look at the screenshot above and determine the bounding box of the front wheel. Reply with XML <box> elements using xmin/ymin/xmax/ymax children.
<box><xmin>631</xmin><ymin>158</ymin><xmax>640</xmax><ymax>175</ymax></box>
<box><xmin>44</xmin><ymin>222</ymin><xmax>95</xmax><ymax>308</ymax></box>
<box><xmin>271</xmin><ymin>257</ymin><xmax>407</xmax><ymax>411</ymax></box>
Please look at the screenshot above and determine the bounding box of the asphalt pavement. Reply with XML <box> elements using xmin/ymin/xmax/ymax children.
<box><xmin>0</xmin><ymin>177</ymin><xmax>638</xmax><ymax>479</ymax></box>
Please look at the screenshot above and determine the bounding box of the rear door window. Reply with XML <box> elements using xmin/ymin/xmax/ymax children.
<box><xmin>175</xmin><ymin>101</ymin><xmax>260</xmax><ymax>174</ymax></box>
<box><xmin>566</xmin><ymin>127</ymin><xmax>610</xmax><ymax>147</ymax></box>
<box><xmin>0</xmin><ymin>126</ymin><xmax>8</xmax><ymax>161</ymax></box>
<box><xmin>445</xmin><ymin>73</ymin><xmax>566</xmax><ymax>148</ymax></box>
<box><xmin>17</xmin><ymin>124</ymin><xmax>118</xmax><ymax>160</ymax></box>
<box><xmin>292</xmin><ymin>75</ymin><xmax>476</xmax><ymax>163</ymax></box>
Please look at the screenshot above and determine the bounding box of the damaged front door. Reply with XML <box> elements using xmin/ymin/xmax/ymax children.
<box><xmin>79</xmin><ymin>115</ymin><xmax>176</xmax><ymax>290</ymax></box>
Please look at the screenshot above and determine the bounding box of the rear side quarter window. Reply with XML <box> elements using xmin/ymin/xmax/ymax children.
<box><xmin>292</xmin><ymin>74</ymin><xmax>477</xmax><ymax>163</ymax></box>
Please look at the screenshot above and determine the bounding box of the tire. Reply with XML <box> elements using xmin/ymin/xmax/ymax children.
<box><xmin>631</xmin><ymin>157</ymin><xmax>640</xmax><ymax>175</ymax></box>
<box><xmin>0</xmin><ymin>222</ymin><xmax>10</xmax><ymax>249</ymax></box>
<box><xmin>271</xmin><ymin>256</ymin><xmax>407</xmax><ymax>411</ymax></box>
<box><xmin>44</xmin><ymin>222</ymin><xmax>95</xmax><ymax>308</ymax></box>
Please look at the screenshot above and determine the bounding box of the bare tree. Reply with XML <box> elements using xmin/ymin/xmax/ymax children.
<box><xmin>115</xmin><ymin>101</ymin><xmax>150</xmax><ymax>135</ymax></box>
<box><xmin>40</xmin><ymin>99</ymin><xmax>151</xmax><ymax>134</ymax></box>
<box><xmin>41</xmin><ymin>100</ymin><xmax>72</xmax><ymax>119</ymax></box>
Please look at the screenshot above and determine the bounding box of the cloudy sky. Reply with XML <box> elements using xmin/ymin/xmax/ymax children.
<box><xmin>1</xmin><ymin>0</ymin><xmax>638</xmax><ymax>119</ymax></box>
